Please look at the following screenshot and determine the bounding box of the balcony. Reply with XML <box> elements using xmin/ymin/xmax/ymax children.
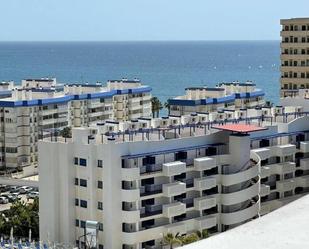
<box><xmin>295</xmin><ymin>175</ymin><xmax>309</xmax><ymax>188</ymax></box>
<box><xmin>162</xmin><ymin>161</ymin><xmax>186</xmax><ymax>176</ymax></box>
<box><xmin>251</xmin><ymin>148</ymin><xmax>271</xmax><ymax>161</ymax></box>
<box><xmin>195</xmin><ymin>215</ymin><xmax>217</xmax><ymax>230</ymax></box>
<box><xmin>300</xmin><ymin>158</ymin><xmax>309</xmax><ymax>171</ymax></box>
<box><xmin>194</xmin><ymin>196</ymin><xmax>217</xmax><ymax>210</ymax></box>
<box><xmin>271</xmin><ymin>144</ymin><xmax>296</xmax><ymax>157</ymax></box>
<box><xmin>163</xmin><ymin>182</ymin><xmax>186</xmax><ymax>197</ymax></box>
<box><xmin>300</xmin><ymin>141</ymin><xmax>309</xmax><ymax>153</ymax></box>
<box><xmin>122</xmin><ymin>210</ymin><xmax>140</xmax><ymax>223</ymax></box>
<box><xmin>194</xmin><ymin>177</ymin><xmax>217</xmax><ymax>191</ymax></box>
<box><xmin>121</xmin><ymin>167</ymin><xmax>140</xmax><ymax>181</ymax></box>
<box><xmin>194</xmin><ymin>157</ymin><xmax>216</xmax><ymax>171</ymax></box>
<box><xmin>140</xmin><ymin>164</ymin><xmax>162</xmax><ymax>174</ymax></box>
<box><xmin>140</xmin><ymin>204</ymin><xmax>163</xmax><ymax>218</ymax></box>
<box><xmin>221</xmin><ymin>201</ymin><xmax>260</xmax><ymax>225</ymax></box>
<box><xmin>163</xmin><ymin>202</ymin><xmax>186</xmax><ymax>218</ymax></box>
<box><xmin>260</xmin><ymin>184</ymin><xmax>270</xmax><ymax>197</ymax></box>
<box><xmin>276</xmin><ymin>179</ymin><xmax>295</xmax><ymax>192</ymax></box>
<box><xmin>140</xmin><ymin>184</ymin><xmax>163</xmax><ymax>197</ymax></box>
<box><xmin>122</xmin><ymin>189</ymin><xmax>140</xmax><ymax>202</ymax></box>
<box><xmin>165</xmin><ymin>222</ymin><xmax>186</xmax><ymax>235</ymax></box>
<box><xmin>261</xmin><ymin>166</ymin><xmax>271</xmax><ymax>178</ymax></box>
<box><xmin>270</xmin><ymin>162</ymin><xmax>296</xmax><ymax>175</ymax></box>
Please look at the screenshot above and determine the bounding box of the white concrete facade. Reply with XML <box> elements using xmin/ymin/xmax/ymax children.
<box><xmin>168</xmin><ymin>81</ymin><xmax>265</xmax><ymax>116</ymax></box>
<box><xmin>0</xmin><ymin>78</ymin><xmax>152</xmax><ymax>175</ymax></box>
<box><xmin>38</xmin><ymin>108</ymin><xmax>309</xmax><ymax>249</ymax></box>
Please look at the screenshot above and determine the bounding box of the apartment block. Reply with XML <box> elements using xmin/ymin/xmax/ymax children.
<box><xmin>168</xmin><ymin>81</ymin><xmax>265</xmax><ymax>116</ymax></box>
<box><xmin>0</xmin><ymin>78</ymin><xmax>152</xmax><ymax>175</ymax></box>
<box><xmin>39</xmin><ymin>106</ymin><xmax>309</xmax><ymax>249</ymax></box>
<box><xmin>280</xmin><ymin>18</ymin><xmax>309</xmax><ymax>97</ymax></box>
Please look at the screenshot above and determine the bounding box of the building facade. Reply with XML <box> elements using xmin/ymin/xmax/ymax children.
<box><xmin>168</xmin><ymin>82</ymin><xmax>265</xmax><ymax>116</ymax></box>
<box><xmin>39</xmin><ymin>107</ymin><xmax>309</xmax><ymax>249</ymax></box>
<box><xmin>280</xmin><ymin>18</ymin><xmax>309</xmax><ymax>97</ymax></box>
<box><xmin>0</xmin><ymin>78</ymin><xmax>152</xmax><ymax>175</ymax></box>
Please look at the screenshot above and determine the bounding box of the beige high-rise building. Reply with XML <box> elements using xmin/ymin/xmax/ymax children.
<box><xmin>280</xmin><ymin>18</ymin><xmax>309</xmax><ymax>97</ymax></box>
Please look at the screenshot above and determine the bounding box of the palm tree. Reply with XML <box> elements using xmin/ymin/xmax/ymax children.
<box><xmin>151</xmin><ymin>97</ymin><xmax>163</xmax><ymax>118</ymax></box>
<box><xmin>162</xmin><ymin>233</ymin><xmax>182</xmax><ymax>249</ymax></box>
<box><xmin>196</xmin><ymin>229</ymin><xmax>209</xmax><ymax>239</ymax></box>
<box><xmin>164</xmin><ymin>101</ymin><xmax>170</xmax><ymax>115</ymax></box>
<box><xmin>180</xmin><ymin>233</ymin><xmax>200</xmax><ymax>245</ymax></box>
<box><xmin>60</xmin><ymin>127</ymin><xmax>72</xmax><ymax>138</ymax></box>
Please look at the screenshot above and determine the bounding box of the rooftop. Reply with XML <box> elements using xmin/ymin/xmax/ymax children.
<box><xmin>212</xmin><ymin>124</ymin><xmax>267</xmax><ymax>133</ymax></box>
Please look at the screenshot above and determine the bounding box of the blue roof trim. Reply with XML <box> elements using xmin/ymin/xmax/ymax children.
<box><xmin>168</xmin><ymin>90</ymin><xmax>264</xmax><ymax>106</ymax></box>
<box><xmin>0</xmin><ymin>86</ymin><xmax>152</xmax><ymax>107</ymax></box>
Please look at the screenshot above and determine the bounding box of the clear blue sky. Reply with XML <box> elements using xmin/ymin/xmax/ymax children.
<box><xmin>1</xmin><ymin>0</ymin><xmax>308</xmax><ymax>41</ymax></box>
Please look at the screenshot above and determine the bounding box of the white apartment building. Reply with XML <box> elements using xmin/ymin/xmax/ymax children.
<box><xmin>168</xmin><ymin>81</ymin><xmax>265</xmax><ymax>116</ymax></box>
<box><xmin>39</xmin><ymin>105</ymin><xmax>309</xmax><ymax>249</ymax></box>
<box><xmin>0</xmin><ymin>78</ymin><xmax>152</xmax><ymax>175</ymax></box>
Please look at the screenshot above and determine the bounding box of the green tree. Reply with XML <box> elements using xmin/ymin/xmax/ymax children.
<box><xmin>196</xmin><ymin>229</ymin><xmax>209</xmax><ymax>239</ymax></box>
<box><xmin>151</xmin><ymin>97</ymin><xmax>163</xmax><ymax>118</ymax></box>
<box><xmin>164</xmin><ymin>101</ymin><xmax>170</xmax><ymax>115</ymax></box>
<box><xmin>0</xmin><ymin>198</ymin><xmax>39</xmax><ymax>239</ymax></box>
<box><xmin>180</xmin><ymin>233</ymin><xmax>200</xmax><ymax>245</ymax></box>
<box><xmin>60</xmin><ymin>127</ymin><xmax>72</xmax><ymax>138</ymax></box>
<box><xmin>162</xmin><ymin>233</ymin><xmax>182</xmax><ymax>249</ymax></box>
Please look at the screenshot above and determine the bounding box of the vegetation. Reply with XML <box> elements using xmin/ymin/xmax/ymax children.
<box><xmin>164</xmin><ymin>101</ymin><xmax>170</xmax><ymax>113</ymax></box>
<box><xmin>162</xmin><ymin>233</ymin><xmax>182</xmax><ymax>249</ymax></box>
<box><xmin>60</xmin><ymin>126</ymin><xmax>72</xmax><ymax>138</ymax></box>
<box><xmin>0</xmin><ymin>198</ymin><xmax>39</xmax><ymax>239</ymax></box>
<box><xmin>163</xmin><ymin>230</ymin><xmax>209</xmax><ymax>248</ymax></box>
<box><xmin>180</xmin><ymin>233</ymin><xmax>200</xmax><ymax>245</ymax></box>
<box><xmin>151</xmin><ymin>97</ymin><xmax>163</xmax><ymax>118</ymax></box>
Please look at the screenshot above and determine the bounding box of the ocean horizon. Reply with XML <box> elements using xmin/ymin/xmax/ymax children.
<box><xmin>0</xmin><ymin>40</ymin><xmax>280</xmax><ymax>113</ymax></box>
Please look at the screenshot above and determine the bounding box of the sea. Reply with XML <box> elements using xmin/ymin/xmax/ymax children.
<box><xmin>0</xmin><ymin>41</ymin><xmax>280</xmax><ymax>115</ymax></box>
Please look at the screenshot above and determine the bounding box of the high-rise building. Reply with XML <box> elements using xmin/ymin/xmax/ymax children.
<box><xmin>0</xmin><ymin>78</ymin><xmax>152</xmax><ymax>175</ymax></box>
<box><xmin>280</xmin><ymin>18</ymin><xmax>309</xmax><ymax>97</ymax></box>
<box><xmin>39</xmin><ymin>107</ymin><xmax>309</xmax><ymax>249</ymax></box>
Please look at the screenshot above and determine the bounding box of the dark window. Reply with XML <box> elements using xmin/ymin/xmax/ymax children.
<box><xmin>75</xmin><ymin>198</ymin><xmax>79</xmax><ymax>206</ymax></box>
<box><xmin>74</xmin><ymin>157</ymin><xmax>78</xmax><ymax>165</ymax></box>
<box><xmin>98</xmin><ymin>180</ymin><xmax>103</xmax><ymax>189</ymax></box>
<box><xmin>98</xmin><ymin>201</ymin><xmax>103</xmax><ymax>210</ymax></box>
<box><xmin>80</xmin><ymin>200</ymin><xmax>87</xmax><ymax>208</ymax></box>
<box><xmin>75</xmin><ymin>219</ymin><xmax>79</xmax><ymax>227</ymax></box>
<box><xmin>80</xmin><ymin>220</ymin><xmax>86</xmax><ymax>228</ymax></box>
<box><xmin>80</xmin><ymin>179</ymin><xmax>87</xmax><ymax>187</ymax></box>
<box><xmin>98</xmin><ymin>160</ymin><xmax>103</xmax><ymax>168</ymax></box>
<box><xmin>99</xmin><ymin>245</ymin><xmax>104</xmax><ymax>249</ymax></box>
<box><xmin>75</xmin><ymin>178</ymin><xmax>79</xmax><ymax>185</ymax></box>
<box><xmin>98</xmin><ymin>222</ymin><xmax>103</xmax><ymax>231</ymax></box>
<box><xmin>79</xmin><ymin>158</ymin><xmax>87</xmax><ymax>166</ymax></box>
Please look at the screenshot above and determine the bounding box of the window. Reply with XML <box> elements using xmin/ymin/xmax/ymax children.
<box><xmin>74</xmin><ymin>157</ymin><xmax>78</xmax><ymax>165</ymax></box>
<box><xmin>80</xmin><ymin>179</ymin><xmax>87</xmax><ymax>187</ymax></box>
<box><xmin>97</xmin><ymin>160</ymin><xmax>103</xmax><ymax>168</ymax></box>
<box><xmin>80</xmin><ymin>220</ymin><xmax>86</xmax><ymax>228</ymax></box>
<box><xmin>75</xmin><ymin>198</ymin><xmax>79</xmax><ymax>206</ymax></box>
<box><xmin>80</xmin><ymin>200</ymin><xmax>87</xmax><ymax>208</ymax></box>
<box><xmin>75</xmin><ymin>178</ymin><xmax>79</xmax><ymax>186</ymax></box>
<box><xmin>75</xmin><ymin>219</ymin><xmax>79</xmax><ymax>227</ymax></box>
<box><xmin>98</xmin><ymin>222</ymin><xmax>103</xmax><ymax>231</ymax></box>
<box><xmin>99</xmin><ymin>245</ymin><xmax>104</xmax><ymax>249</ymax></box>
<box><xmin>79</xmin><ymin>158</ymin><xmax>87</xmax><ymax>166</ymax></box>
<box><xmin>98</xmin><ymin>201</ymin><xmax>103</xmax><ymax>210</ymax></box>
<box><xmin>98</xmin><ymin>181</ymin><xmax>103</xmax><ymax>189</ymax></box>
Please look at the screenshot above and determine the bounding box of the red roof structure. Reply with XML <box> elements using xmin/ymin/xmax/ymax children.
<box><xmin>212</xmin><ymin>123</ymin><xmax>267</xmax><ymax>133</ymax></box>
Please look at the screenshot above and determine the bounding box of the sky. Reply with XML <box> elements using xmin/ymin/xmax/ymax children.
<box><xmin>0</xmin><ymin>0</ymin><xmax>309</xmax><ymax>41</ymax></box>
